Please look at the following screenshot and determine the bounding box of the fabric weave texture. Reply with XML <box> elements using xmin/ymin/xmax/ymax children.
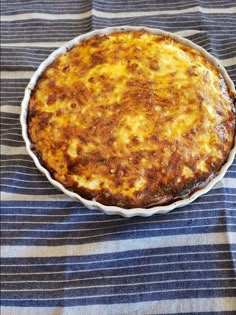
<box><xmin>1</xmin><ymin>1</ymin><xmax>236</xmax><ymax>314</ymax></box>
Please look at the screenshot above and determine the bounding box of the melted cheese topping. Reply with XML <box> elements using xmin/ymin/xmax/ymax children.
<box><xmin>28</xmin><ymin>31</ymin><xmax>236</xmax><ymax>208</ymax></box>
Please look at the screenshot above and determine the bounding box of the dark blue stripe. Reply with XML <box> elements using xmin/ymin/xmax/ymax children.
<box><xmin>1</xmin><ymin>0</ymin><xmax>235</xmax><ymax>14</ymax></box>
<box><xmin>2</xmin><ymin>226</ymin><xmax>236</xmax><ymax>246</ymax></box>
<box><xmin>1</xmin><ymin>193</ymin><xmax>236</xmax><ymax>213</ymax></box>
<box><xmin>1</xmin><ymin>0</ymin><xmax>91</xmax><ymax>15</ymax></box>
<box><xmin>0</xmin><ymin>185</ymin><xmax>60</xmax><ymax>195</ymax></box>
<box><xmin>1</xmin><ymin>288</ymin><xmax>236</xmax><ymax>307</ymax></box>
<box><xmin>1</xmin><ymin>15</ymin><xmax>236</xmax><ymax>48</ymax></box>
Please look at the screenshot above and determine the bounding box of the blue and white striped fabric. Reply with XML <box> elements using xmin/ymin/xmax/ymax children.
<box><xmin>1</xmin><ymin>1</ymin><xmax>236</xmax><ymax>314</ymax></box>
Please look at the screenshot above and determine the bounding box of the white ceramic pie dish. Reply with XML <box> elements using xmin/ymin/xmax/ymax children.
<box><xmin>21</xmin><ymin>26</ymin><xmax>236</xmax><ymax>217</ymax></box>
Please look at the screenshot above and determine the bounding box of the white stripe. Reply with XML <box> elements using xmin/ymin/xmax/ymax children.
<box><xmin>1</xmin><ymin>146</ymin><xmax>27</xmax><ymax>155</ymax></box>
<box><xmin>0</xmin><ymin>191</ymin><xmax>71</xmax><ymax>201</ymax></box>
<box><xmin>220</xmin><ymin>57</ymin><xmax>236</xmax><ymax>67</ymax></box>
<box><xmin>1</xmin><ymin>7</ymin><xmax>236</xmax><ymax>22</ymax></box>
<box><xmin>2</xmin><ymin>297</ymin><xmax>235</xmax><ymax>315</ymax></box>
<box><xmin>214</xmin><ymin>178</ymin><xmax>236</xmax><ymax>189</ymax></box>
<box><xmin>1</xmin><ymin>232</ymin><xmax>235</xmax><ymax>257</ymax></box>
<box><xmin>1</xmin><ymin>71</ymin><xmax>34</xmax><ymax>79</ymax></box>
<box><xmin>175</xmin><ymin>30</ymin><xmax>205</xmax><ymax>37</ymax></box>
<box><xmin>2</xmin><ymin>277</ymin><xmax>234</xmax><ymax>293</ymax></box>
<box><xmin>0</xmin><ymin>105</ymin><xmax>20</xmax><ymax>114</ymax></box>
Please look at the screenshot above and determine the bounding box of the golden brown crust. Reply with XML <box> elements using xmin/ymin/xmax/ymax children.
<box><xmin>28</xmin><ymin>31</ymin><xmax>236</xmax><ymax>208</ymax></box>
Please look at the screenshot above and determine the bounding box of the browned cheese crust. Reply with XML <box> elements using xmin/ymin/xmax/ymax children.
<box><xmin>28</xmin><ymin>31</ymin><xmax>236</xmax><ymax>208</ymax></box>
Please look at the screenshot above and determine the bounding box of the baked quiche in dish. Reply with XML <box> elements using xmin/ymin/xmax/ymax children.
<box><xmin>21</xmin><ymin>26</ymin><xmax>236</xmax><ymax>216</ymax></box>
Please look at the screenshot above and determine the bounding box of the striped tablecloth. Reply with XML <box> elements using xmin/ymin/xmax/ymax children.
<box><xmin>1</xmin><ymin>1</ymin><xmax>236</xmax><ymax>314</ymax></box>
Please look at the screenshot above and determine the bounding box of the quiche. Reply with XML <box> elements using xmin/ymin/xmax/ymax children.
<box><xmin>27</xmin><ymin>30</ymin><xmax>236</xmax><ymax>209</ymax></box>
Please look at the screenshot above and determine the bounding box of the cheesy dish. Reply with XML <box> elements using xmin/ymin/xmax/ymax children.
<box><xmin>28</xmin><ymin>31</ymin><xmax>236</xmax><ymax>208</ymax></box>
